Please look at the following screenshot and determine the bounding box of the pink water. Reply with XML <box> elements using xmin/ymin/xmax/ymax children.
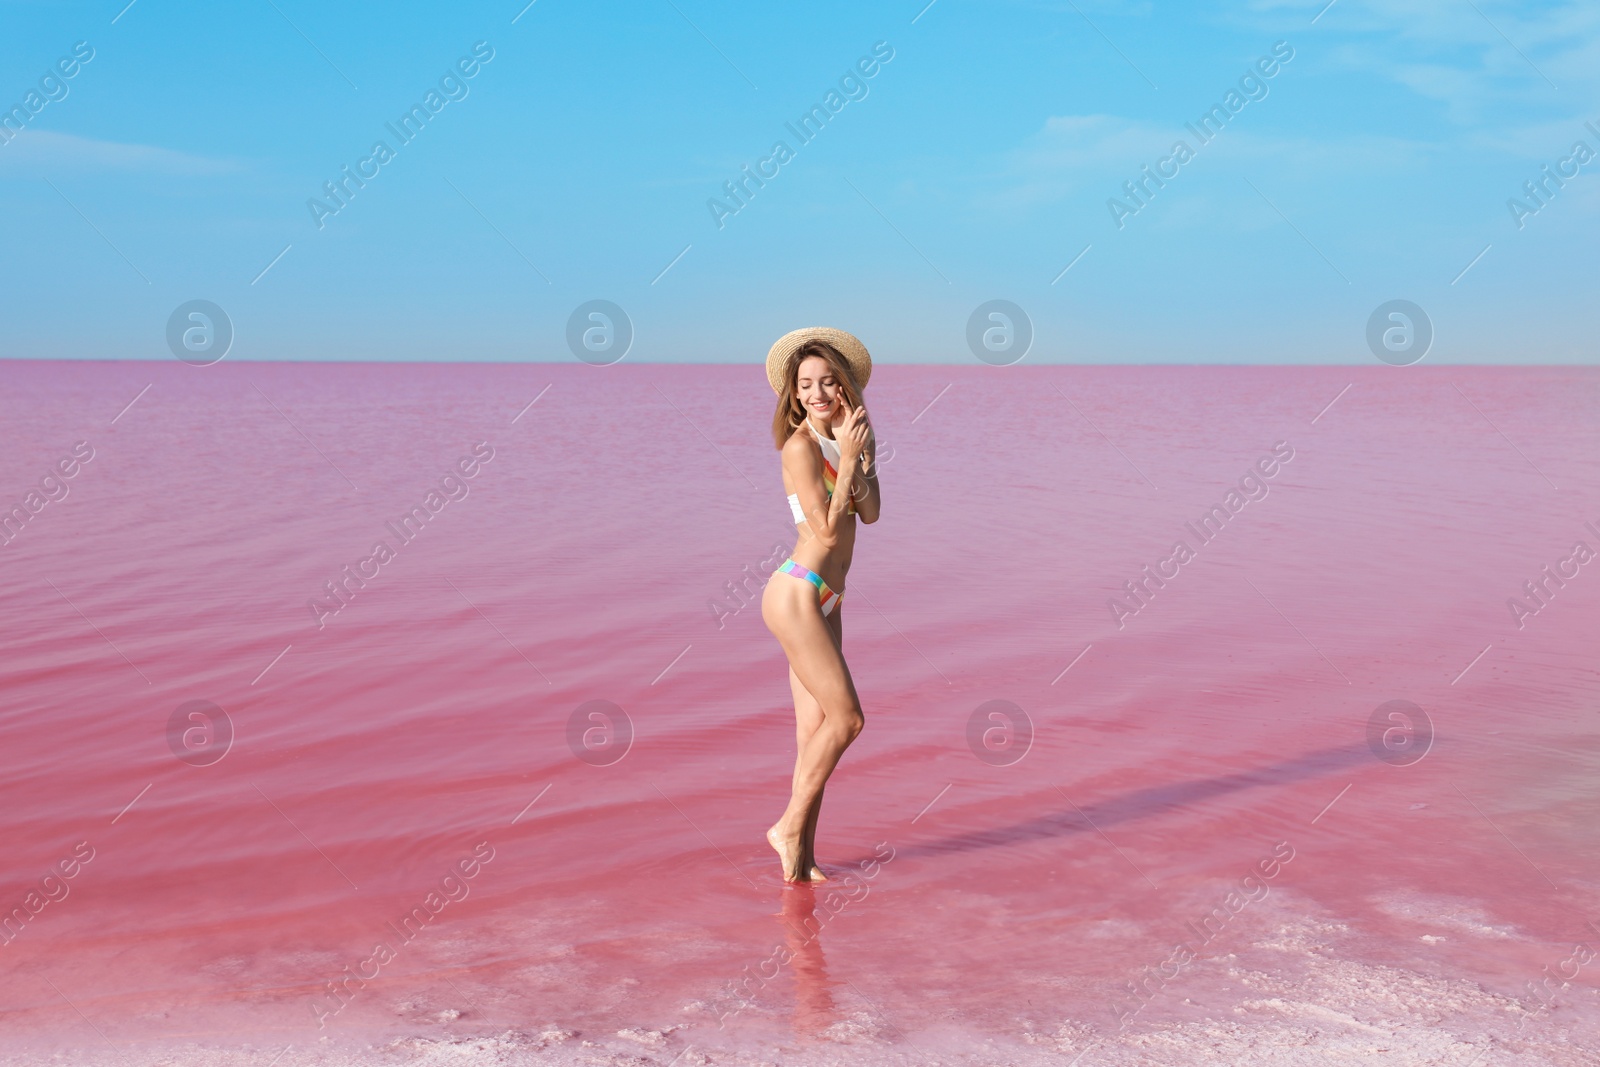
<box><xmin>2</xmin><ymin>361</ymin><xmax>1597</xmax><ymax>1067</ymax></box>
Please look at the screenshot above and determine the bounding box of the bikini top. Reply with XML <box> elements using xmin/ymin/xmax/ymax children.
<box><xmin>787</xmin><ymin>419</ymin><xmax>857</xmax><ymax>524</ymax></box>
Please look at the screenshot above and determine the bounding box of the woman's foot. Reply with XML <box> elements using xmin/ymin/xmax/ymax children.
<box><xmin>805</xmin><ymin>865</ymin><xmax>828</xmax><ymax>882</ymax></box>
<box><xmin>766</xmin><ymin>824</ymin><xmax>805</xmax><ymax>881</ymax></box>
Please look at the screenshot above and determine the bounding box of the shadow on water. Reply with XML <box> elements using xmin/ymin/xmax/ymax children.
<box><xmin>863</xmin><ymin>742</ymin><xmax>1377</xmax><ymax>863</ymax></box>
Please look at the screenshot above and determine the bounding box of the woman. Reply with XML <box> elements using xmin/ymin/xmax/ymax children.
<box><xmin>760</xmin><ymin>327</ymin><xmax>881</xmax><ymax>882</ymax></box>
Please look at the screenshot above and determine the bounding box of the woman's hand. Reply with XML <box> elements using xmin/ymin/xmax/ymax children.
<box><xmin>833</xmin><ymin>399</ymin><xmax>871</xmax><ymax>466</ymax></box>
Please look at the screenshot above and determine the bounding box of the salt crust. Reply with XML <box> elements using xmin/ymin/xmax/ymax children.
<box><xmin>9</xmin><ymin>913</ymin><xmax>1598</xmax><ymax>1066</ymax></box>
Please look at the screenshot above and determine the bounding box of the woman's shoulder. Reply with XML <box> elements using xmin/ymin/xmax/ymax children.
<box><xmin>780</xmin><ymin>425</ymin><xmax>821</xmax><ymax>465</ymax></box>
<box><xmin>781</xmin><ymin>424</ymin><xmax>814</xmax><ymax>452</ymax></box>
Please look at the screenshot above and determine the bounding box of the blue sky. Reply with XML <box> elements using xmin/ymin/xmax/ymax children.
<box><xmin>0</xmin><ymin>0</ymin><xmax>1595</xmax><ymax>363</ymax></box>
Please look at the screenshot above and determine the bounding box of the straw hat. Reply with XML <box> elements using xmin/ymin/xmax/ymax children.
<box><xmin>765</xmin><ymin>326</ymin><xmax>872</xmax><ymax>395</ymax></box>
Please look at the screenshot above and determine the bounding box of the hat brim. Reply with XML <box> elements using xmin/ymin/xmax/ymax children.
<box><xmin>766</xmin><ymin>327</ymin><xmax>872</xmax><ymax>395</ymax></box>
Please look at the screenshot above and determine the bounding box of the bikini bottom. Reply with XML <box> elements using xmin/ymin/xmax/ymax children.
<box><xmin>776</xmin><ymin>557</ymin><xmax>842</xmax><ymax>617</ymax></box>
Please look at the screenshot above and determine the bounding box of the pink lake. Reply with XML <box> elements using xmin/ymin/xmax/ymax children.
<box><xmin>1</xmin><ymin>360</ymin><xmax>1597</xmax><ymax>1066</ymax></box>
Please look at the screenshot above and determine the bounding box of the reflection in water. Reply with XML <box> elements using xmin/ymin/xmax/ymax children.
<box><xmin>778</xmin><ymin>884</ymin><xmax>836</xmax><ymax>1033</ymax></box>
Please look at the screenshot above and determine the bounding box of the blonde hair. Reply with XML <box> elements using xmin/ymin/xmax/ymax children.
<box><xmin>769</xmin><ymin>340</ymin><xmax>864</xmax><ymax>449</ymax></box>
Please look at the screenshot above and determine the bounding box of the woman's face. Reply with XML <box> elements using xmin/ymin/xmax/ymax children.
<box><xmin>795</xmin><ymin>356</ymin><xmax>844</xmax><ymax>420</ymax></box>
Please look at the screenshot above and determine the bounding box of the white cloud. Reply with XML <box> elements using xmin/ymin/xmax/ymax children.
<box><xmin>0</xmin><ymin>130</ymin><xmax>240</xmax><ymax>175</ymax></box>
<box><xmin>1246</xmin><ymin>0</ymin><xmax>1600</xmax><ymax>124</ymax></box>
<box><xmin>986</xmin><ymin>113</ymin><xmax>1176</xmax><ymax>208</ymax></box>
<box><xmin>990</xmin><ymin>109</ymin><xmax>1440</xmax><ymax>214</ymax></box>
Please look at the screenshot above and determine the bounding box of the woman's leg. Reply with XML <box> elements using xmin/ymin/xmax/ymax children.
<box><xmin>763</xmin><ymin>580</ymin><xmax>864</xmax><ymax>881</ymax></box>
<box><xmin>789</xmin><ymin>603</ymin><xmax>843</xmax><ymax>879</ymax></box>
<box><xmin>788</xmin><ymin>666</ymin><xmax>824</xmax><ymax>876</ymax></box>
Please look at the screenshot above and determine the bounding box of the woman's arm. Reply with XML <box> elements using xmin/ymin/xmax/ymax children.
<box><xmin>786</xmin><ymin>435</ymin><xmax>854</xmax><ymax>550</ymax></box>
<box><xmin>822</xmin><ymin>405</ymin><xmax>871</xmax><ymax>533</ymax></box>
<box><xmin>853</xmin><ymin>474</ymin><xmax>880</xmax><ymax>524</ymax></box>
<box><xmin>851</xmin><ymin>428</ymin><xmax>881</xmax><ymax>524</ymax></box>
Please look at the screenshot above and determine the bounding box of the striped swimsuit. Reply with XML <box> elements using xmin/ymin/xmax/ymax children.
<box><xmin>778</xmin><ymin>420</ymin><xmax>852</xmax><ymax>616</ymax></box>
